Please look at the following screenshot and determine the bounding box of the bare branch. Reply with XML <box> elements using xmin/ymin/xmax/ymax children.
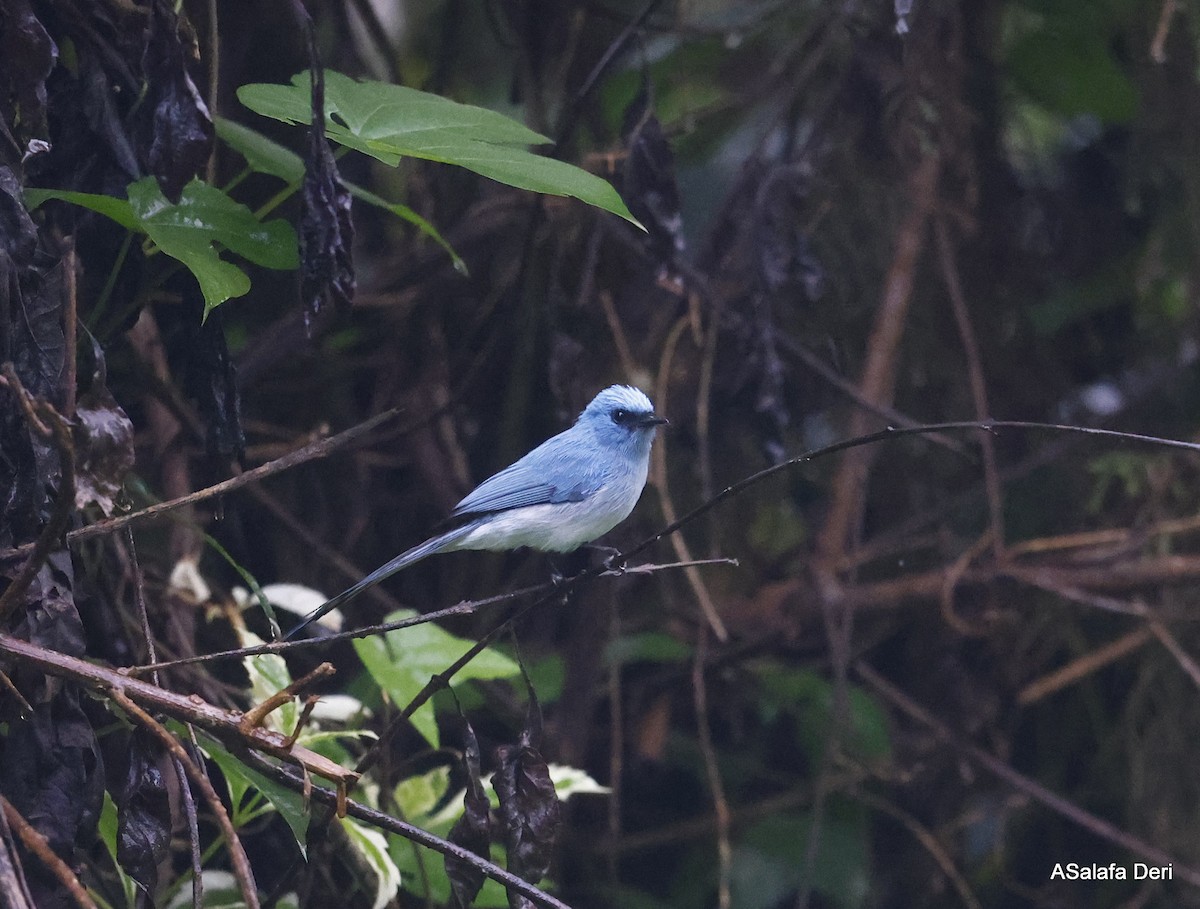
<box><xmin>0</xmin><ymin>406</ymin><xmax>402</xmax><ymax>564</ymax></box>
<box><xmin>856</xmin><ymin>661</ymin><xmax>1200</xmax><ymax>887</ymax></box>
<box><xmin>0</xmin><ymin>796</ymin><xmax>97</xmax><ymax>909</ymax></box>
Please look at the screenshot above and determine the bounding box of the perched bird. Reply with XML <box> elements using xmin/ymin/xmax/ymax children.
<box><xmin>285</xmin><ymin>385</ymin><xmax>667</xmax><ymax>638</ymax></box>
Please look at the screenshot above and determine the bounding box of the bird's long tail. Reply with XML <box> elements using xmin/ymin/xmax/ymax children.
<box><xmin>284</xmin><ymin>523</ymin><xmax>476</xmax><ymax>639</ymax></box>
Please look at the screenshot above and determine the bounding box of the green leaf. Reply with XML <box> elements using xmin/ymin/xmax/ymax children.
<box><xmin>1007</xmin><ymin>30</ymin><xmax>1137</xmax><ymax>124</ymax></box>
<box><xmin>129</xmin><ymin>177</ymin><xmax>299</xmax><ymax>271</ymax></box>
<box><xmin>394</xmin><ymin>765</ymin><xmax>452</xmax><ymax>819</ymax></box>
<box><xmin>730</xmin><ymin>809</ymin><xmax>870</xmax><ymax>909</ymax></box>
<box><xmin>239</xmin><ymin>629</ymin><xmax>298</xmax><ymax>737</ymax></box>
<box><xmin>216</xmin><ymin>117</ymin><xmax>305</xmax><ymax>182</ymax></box>
<box><xmin>389</xmin><ymin>833</ymin><xmax>511</xmax><ymax>909</ymax></box>
<box><xmin>238</xmin><ymin>71</ymin><xmax>640</xmax><ymax>226</ymax></box>
<box><xmin>217</xmin><ymin>117</ymin><xmax>465</xmax><ymax>273</ymax></box>
<box><xmin>341</xmin><ymin>817</ymin><xmax>402</xmax><ymax>909</ymax></box>
<box><xmin>604</xmin><ymin>631</ymin><xmax>693</xmax><ymax>666</ymax></box>
<box><xmin>25</xmin><ymin>188</ymin><xmax>139</xmax><ymax>230</ymax></box>
<box><xmin>353</xmin><ymin>609</ymin><xmax>520</xmax><ymax>746</ymax></box>
<box><xmin>27</xmin><ymin>177</ymin><xmax>300</xmax><ymax>317</ymax></box>
<box><xmin>99</xmin><ymin>791</ymin><xmax>141</xmax><ymax>909</ymax></box>
<box><xmin>199</xmin><ymin>733</ymin><xmax>311</xmax><ymax>854</ymax></box>
<box><xmin>239</xmin><ymin>71</ymin><xmax>545</xmax><ymax>149</ymax></box>
<box><xmin>753</xmin><ymin>663</ymin><xmax>891</xmax><ymax>763</ymax></box>
<box><xmin>347</xmin><ymin>183</ymin><xmax>466</xmax><ymax>273</ymax></box>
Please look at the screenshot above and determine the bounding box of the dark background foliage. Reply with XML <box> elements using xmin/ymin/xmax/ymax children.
<box><xmin>3</xmin><ymin>0</ymin><xmax>1200</xmax><ymax>907</ymax></box>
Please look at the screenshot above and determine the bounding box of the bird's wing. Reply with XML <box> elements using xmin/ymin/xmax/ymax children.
<box><xmin>451</xmin><ymin>435</ymin><xmax>607</xmax><ymax>517</ymax></box>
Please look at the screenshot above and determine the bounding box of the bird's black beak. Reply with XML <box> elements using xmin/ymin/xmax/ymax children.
<box><xmin>640</xmin><ymin>414</ymin><xmax>669</xmax><ymax>427</ymax></box>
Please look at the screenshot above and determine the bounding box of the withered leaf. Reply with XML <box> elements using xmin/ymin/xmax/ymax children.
<box><xmin>299</xmin><ymin>55</ymin><xmax>354</xmax><ymax>336</ymax></box>
<box><xmin>445</xmin><ymin>716</ymin><xmax>492</xmax><ymax>909</ymax></box>
<box><xmin>73</xmin><ymin>337</ymin><xmax>134</xmax><ymax>515</ymax></box>
<box><xmin>622</xmin><ymin>86</ymin><xmax>684</xmax><ymax>263</ymax></box>
<box><xmin>186</xmin><ymin>301</ymin><xmax>244</xmax><ymax>459</ymax></box>
<box><xmin>492</xmin><ymin>684</ymin><xmax>560</xmax><ymax>909</ymax></box>
<box><xmin>0</xmin><ymin>0</ymin><xmax>57</xmax><ymax>151</ymax></box>
<box><xmin>115</xmin><ymin>729</ymin><xmax>172</xmax><ymax>895</ymax></box>
<box><xmin>135</xmin><ymin>0</ymin><xmax>213</xmax><ymax>201</ymax></box>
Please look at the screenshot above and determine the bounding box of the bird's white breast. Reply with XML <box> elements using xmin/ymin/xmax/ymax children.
<box><xmin>450</xmin><ymin>463</ymin><xmax>649</xmax><ymax>554</ymax></box>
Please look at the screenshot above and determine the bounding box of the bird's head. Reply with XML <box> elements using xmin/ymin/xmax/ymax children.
<box><xmin>579</xmin><ymin>385</ymin><xmax>667</xmax><ymax>456</ymax></box>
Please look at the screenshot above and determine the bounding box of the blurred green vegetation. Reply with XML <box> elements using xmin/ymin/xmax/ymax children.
<box><xmin>10</xmin><ymin>0</ymin><xmax>1200</xmax><ymax>907</ymax></box>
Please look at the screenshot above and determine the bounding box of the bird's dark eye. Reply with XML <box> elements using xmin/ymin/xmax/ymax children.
<box><xmin>612</xmin><ymin>408</ymin><xmax>630</xmax><ymax>424</ymax></box>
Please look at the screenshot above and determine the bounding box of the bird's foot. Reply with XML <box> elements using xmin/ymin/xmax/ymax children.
<box><xmin>589</xmin><ymin>545</ymin><xmax>627</xmax><ymax>575</ymax></box>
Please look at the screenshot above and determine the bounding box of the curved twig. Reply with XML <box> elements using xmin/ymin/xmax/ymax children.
<box><xmin>240</xmin><ymin>750</ymin><xmax>575</xmax><ymax>909</ymax></box>
<box><xmin>856</xmin><ymin>661</ymin><xmax>1200</xmax><ymax>888</ymax></box>
<box><xmin>0</xmin><ymin>796</ymin><xmax>96</xmax><ymax>909</ymax></box>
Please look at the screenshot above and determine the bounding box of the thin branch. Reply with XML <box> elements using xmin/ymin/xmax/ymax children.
<box><xmin>0</xmin><ymin>633</ymin><xmax>354</xmax><ymax>788</ymax></box>
<box><xmin>851</xmin><ymin>785</ymin><xmax>983</xmax><ymax>909</ymax></box>
<box><xmin>652</xmin><ymin>316</ymin><xmax>729</xmax><ymax>640</ymax></box>
<box><xmin>1</xmin><ymin>796</ymin><xmax>98</xmax><ymax>909</ymax></box>
<box><xmin>1150</xmin><ymin>0</ymin><xmax>1179</xmax><ymax>63</ymax></box>
<box><xmin>63</xmin><ymin>244</ymin><xmax>78</xmax><ymax>421</ymax></box>
<box><xmin>939</xmin><ymin>531</ymin><xmax>995</xmax><ymax>636</ymax></box>
<box><xmin>128</xmin><ymin>558</ymin><xmax>735</xmax><ymax>673</ymax></box>
<box><xmin>205</xmin><ymin>0</ymin><xmax>220</xmax><ymax>183</ymax></box>
<box><xmin>239</xmin><ymin>750</ymin><xmax>576</xmax><ymax>909</ymax></box>
<box><xmin>1141</xmin><ymin>608</ymin><xmax>1200</xmax><ymax>691</ymax></box>
<box><xmin>778</xmin><ymin>334</ymin><xmax>967</xmax><ymax>455</ymax></box>
<box><xmin>126</xmin><ymin>526</ymin><xmax>204</xmax><ymax>908</ymax></box>
<box><xmin>692</xmin><ymin>629</ymin><xmax>731</xmax><ymax>909</ymax></box>
<box><xmin>814</xmin><ymin>154</ymin><xmax>940</xmax><ymax>574</ymax></box>
<box><xmin>122</xmin><ymin>418</ymin><xmax>1200</xmax><ymax>669</ymax></box>
<box><xmin>598</xmin><ymin>771</ymin><xmax>866</xmax><ymax>855</ymax></box>
<box><xmin>244</xmin><ymin>482</ymin><xmax>406</xmax><ymax>612</ymax></box>
<box><xmin>1017</xmin><ymin>628</ymin><xmax>1153</xmax><ymax>706</ymax></box>
<box><xmin>856</xmin><ymin>661</ymin><xmax>1200</xmax><ymax>887</ymax></box>
<box><xmin>554</xmin><ymin>0</ymin><xmax>663</xmax><ymax>146</ymax></box>
<box><xmin>936</xmin><ymin>218</ymin><xmax>1004</xmax><ymax>557</ymax></box>
<box><xmin>174</xmin><ymin>755</ymin><xmax>204</xmax><ymax>909</ymax></box>
<box><xmin>0</xmin><ymin>669</ymin><xmax>32</xmax><ymax>717</ymax></box>
<box><xmin>345</xmin><ymin>0</ymin><xmax>402</xmax><ymax>83</ymax></box>
<box><xmin>0</xmin><ymin>802</ymin><xmax>36</xmax><ymax>909</ymax></box>
<box><xmin>839</xmin><ymin>553</ymin><xmax>1200</xmax><ymax>613</ymax></box>
<box><xmin>620</xmin><ymin>419</ymin><xmax>1200</xmax><ymax>573</ymax></box>
<box><xmin>0</xmin><ymin>406</ymin><xmax>401</xmax><ymax>563</ymax></box>
<box><xmin>238</xmin><ymin>662</ymin><xmax>336</xmax><ymax>733</ymax></box>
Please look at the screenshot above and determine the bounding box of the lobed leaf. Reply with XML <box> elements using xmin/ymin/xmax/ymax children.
<box><xmin>238</xmin><ymin>71</ymin><xmax>641</xmax><ymax>226</ymax></box>
<box><xmin>353</xmin><ymin>609</ymin><xmax>519</xmax><ymax>746</ymax></box>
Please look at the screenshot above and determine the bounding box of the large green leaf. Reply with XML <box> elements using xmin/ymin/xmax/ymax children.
<box><xmin>217</xmin><ymin>117</ymin><xmax>465</xmax><ymax>272</ymax></box>
<box><xmin>24</xmin><ymin>188</ymin><xmax>139</xmax><ymax>230</ymax></box>
<box><xmin>129</xmin><ymin>177</ymin><xmax>298</xmax><ymax>271</ymax></box>
<box><xmin>353</xmin><ymin>609</ymin><xmax>520</xmax><ymax>746</ymax></box>
<box><xmin>216</xmin><ymin>118</ymin><xmax>306</xmax><ymax>182</ymax></box>
<box><xmin>199</xmin><ymin>732</ymin><xmax>311</xmax><ymax>854</ymax></box>
<box><xmin>238</xmin><ymin>71</ymin><xmax>640</xmax><ymax>225</ymax></box>
<box><xmin>26</xmin><ymin>177</ymin><xmax>298</xmax><ymax>317</ymax></box>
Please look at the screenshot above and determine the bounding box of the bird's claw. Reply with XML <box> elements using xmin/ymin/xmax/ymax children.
<box><xmin>602</xmin><ymin>551</ymin><xmax>627</xmax><ymax>575</ymax></box>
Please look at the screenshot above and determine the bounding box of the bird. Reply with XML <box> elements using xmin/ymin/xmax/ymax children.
<box><xmin>285</xmin><ymin>385</ymin><xmax>667</xmax><ymax>638</ymax></box>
